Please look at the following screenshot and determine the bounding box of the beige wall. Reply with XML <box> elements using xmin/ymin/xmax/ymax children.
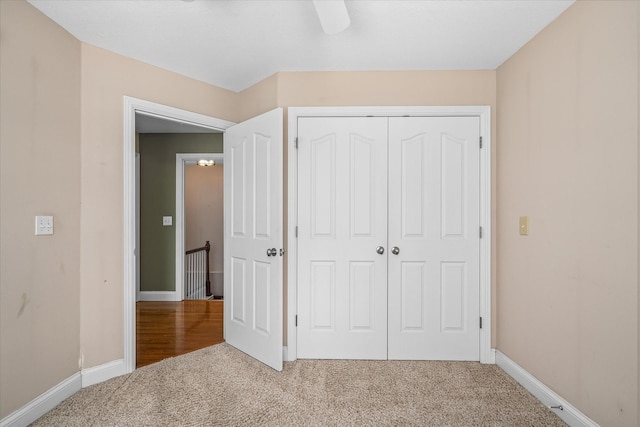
<box><xmin>0</xmin><ymin>1</ymin><xmax>81</xmax><ymax>418</ymax></box>
<box><xmin>276</xmin><ymin>70</ymin><xmax>496</xmax><ymax>108</ymax></box>
<box><xmin>496</xmin><ymin>1</ymin><xmax>639</xmax><ymax>425</ymax></box>
<box><xmin>79</xmin><ymin>45</ymin><xmax>238</xmax><ymax>367</ymax></box>
<box><xmin>236</xmin><ymin>74</ymin><xmax>279</xmax><ymax>122</ymax></box>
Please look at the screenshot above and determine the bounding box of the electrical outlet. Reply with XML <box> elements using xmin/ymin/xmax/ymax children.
<box><xmin>35</xmin><ymin>216</ymin><xmax>54</xmax><ymax>235</ymax></box>
<box><xmin>163</xmin><ymin>216</ymin><xmax>173</xmax><ymax>226</ymax></box>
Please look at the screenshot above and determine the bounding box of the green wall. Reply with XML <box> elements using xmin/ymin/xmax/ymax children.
<box><xmin>139</xmin><ymin>133</ymin><xmax>223</xmax><ymax>292</ymax></box>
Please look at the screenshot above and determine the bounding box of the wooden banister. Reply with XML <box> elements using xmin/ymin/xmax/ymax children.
<box><xmin>205</xmin><ymin>241</ymin><xmax>211</xmax><ymax>296</ymax></box>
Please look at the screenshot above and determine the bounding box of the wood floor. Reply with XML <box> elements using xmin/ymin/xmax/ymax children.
<box><xmin>136</xmin><ymin>300</ymin><xmax>224</xmax><ymax>368</ymax></box>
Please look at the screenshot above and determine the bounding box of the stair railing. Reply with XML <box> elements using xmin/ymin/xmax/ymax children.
<box><xmin>185</xmin><ymin>241</ymin><xmax>211</xmax><ymax>300</ymax></box>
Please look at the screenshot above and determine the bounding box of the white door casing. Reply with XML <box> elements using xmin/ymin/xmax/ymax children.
<box><xmin>223</xmin><ymin>108</ymin><xmax>283</xmax><ymax>371</ymax></box>
<box><xmin>124</xmin><ymin>97</ymin><xmax>235</xmax><ymax>374</ymax></box>
<box><xmin>287</xmin><ymin>107</ymin><xmax>492</xmax><ymax>364</ymax></box>
<box><xmin>297</xmin><ymin>117</ymin><xmax>389</xmax><ymax>359</ymax></box>
<box><xmin>135</xmin><ymin>153</ymin><xmax>140</xmax><ymax>302</ymax></box>
<box><xmin>387</xmin><ymin>117</ymin><xmax>480</xmax><ymax>360</ymax></box>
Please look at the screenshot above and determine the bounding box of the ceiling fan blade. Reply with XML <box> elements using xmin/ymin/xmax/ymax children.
<box><xmin>312</xmin><ymin>0</ymin><xmax>351</xmax><ymax>35</ymax></box>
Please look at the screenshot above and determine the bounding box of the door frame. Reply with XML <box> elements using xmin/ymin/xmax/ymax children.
<box><xmin>123</xmin><ymin>96</ymin><xmax>235</xmax><ymax>373</ymax></box>
<box><xmin>286</xmin><ymin>106</ymin><xmax>493</xmax><ymax>364</ymax></box>
<box><xmin>175</xmin><ymin>153</ymin><xmax>224</xmax><ymax>301</ymax></box>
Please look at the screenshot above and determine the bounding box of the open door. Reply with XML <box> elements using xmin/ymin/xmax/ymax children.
<box><xmin>223</xmin><ymin>108</ymin><xmax>283</xmax><ymax>371</ymax></box>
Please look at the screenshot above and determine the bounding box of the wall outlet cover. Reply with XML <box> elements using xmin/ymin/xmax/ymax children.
<box><xmin>519</xmin><ymin>216</ymin><xmax>529</xmax><ymax>236</ymax></box>
<box><xmin>35</xmin><ymin>215</ymin><xmax>54</xmax><ymax>235</ymax></box>
<box><xmin>163</xmin><ymin>216</ymin><xmax>173</xmax><ymax>226</ymax></box>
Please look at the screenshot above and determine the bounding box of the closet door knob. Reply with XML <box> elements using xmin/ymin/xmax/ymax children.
<box><xmin>391</xmin><ymin>246</ymin><xmax>400</xmax><ymax>255</ymax></box>
<box><xmin>376</xmin><ymin>246</ymin><xmax>385</xmax><ymax>255</ymax></box>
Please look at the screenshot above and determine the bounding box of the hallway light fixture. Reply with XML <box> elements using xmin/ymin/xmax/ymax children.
<box><xmin>197</xmin><ymin>159</ymin><xmax>215</xmax><ymax>167</ymax></box>
<box><xmin>312</xmin><ymin>0</ymin><xmax>350</xmax><ymax>35</ymax></box>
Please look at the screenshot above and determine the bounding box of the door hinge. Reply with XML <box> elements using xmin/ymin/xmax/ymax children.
<box><xmin>295</xmin><ymin>226</ymin><xmax>298</xmax><ymax>238</ymax></box>
<box><xmin>479</xmin><ymin>226</ymin><xmax>483</xmax><ymax>238</ymax></box>
<box><xmin>295</xmin><ymin>137</ymin><xmax>299</xmax><ymax>149</ymax></box>
<box><xmin>480</xmin><ymin>317</ymin><xmax>483</xmax><ymax>329</ymax></box>
<box><xmin>480</xmin><ymin>136</ymin><xmax>483</xmax><ymax>149</ymax></box>
<box><xmin>295</xmin><ymin>315</ymin><xmax>298</xmax><ymax>327</ymax></box>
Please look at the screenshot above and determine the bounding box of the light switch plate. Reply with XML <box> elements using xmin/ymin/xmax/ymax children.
<box><xmin>519</xmin><ymin>216</ymin><xmax>529</xmax><ymax>236</ymax></box>
<box><xmin>35</xmin><ymin>216</ymin><xmax>54</xmax><ymax>235</ymax></box>
<box><xmin>163</xmin><ymin>216</ymin><xmax>173</xmax><ymax>226</ymax></box>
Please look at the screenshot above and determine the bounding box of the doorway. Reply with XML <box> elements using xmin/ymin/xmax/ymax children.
<box><xmin>135</xmin><ymin>147</ymin><xmax>224</xmax><ymax>368</ymax></box>
<box><xmin>137</xmin><ymin>135</ymin><xmax>222</xmax><ymax>302</ymax></box>
<box><xmin>124</xmin><ymin>97</ymin><xmax>235</xmax><ymax>372</ymax></box>
<box><xmin>126</xmin><ymin>99</ymin><xmax>285</xmax><ymax>374</ymax></box>
<box><xmin>176</xmin><ymin>153</ymin><xmax>224</xmax><ymax>301</ymax></box>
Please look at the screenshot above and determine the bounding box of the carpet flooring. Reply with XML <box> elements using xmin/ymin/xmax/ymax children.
<box><xmin>32</xmin><ymin>343</ymin><xmax>565</xmax><ymax>426</ymax></box>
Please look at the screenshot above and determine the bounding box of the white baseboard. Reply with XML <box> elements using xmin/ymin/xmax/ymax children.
<box><xmin>1</xmin><ymin>359</ymin><xmax>129</xmax><ymax>427</ymax></box>
<box><xmin>282</xmin><ymin>346</ymin><xmax>288</xmax><ymax>362</ymax></box>
<box><xmin>496</xmin><ymin>350</ymin><xmax>598</xmax><ymax>427</ymax></box>
<box><xmin>81</xmin><ymin>359</ymin><xmax>127</xmax><ymax>387</ymax></box>
<box><xmin>137</xmin><ymin>291</ymin><xmax>179</xmax><ymax>301</ymax></box>
<box><xmin>0</xmin><ymin>373</ymin><xmax>81</xmax><ymax>427</ymax></box>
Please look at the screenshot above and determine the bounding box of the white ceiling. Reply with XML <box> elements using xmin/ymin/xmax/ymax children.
<box><xmin>28</xmin><ymin>0</ymin><xmax>574</xmax><ymax>93</ymax></box>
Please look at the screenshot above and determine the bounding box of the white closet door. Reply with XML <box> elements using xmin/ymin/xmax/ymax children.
<box><xmin>387</xmin><ymin>117</ymin><xmax>480</xmax><ymax>360</ymax></box>
<box><xmin>297</xmin><ymin>117</ymin><xmax>388</xmax><ymax>359</ymax></box>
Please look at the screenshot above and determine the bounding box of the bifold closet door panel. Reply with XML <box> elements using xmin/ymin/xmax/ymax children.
<box><xmin>387</xmin><ymin>117</ymin><xmax>481</xmax><ymax>361</ymax></box>
<box><xmin>297</xmin><ymin>117</ymin><xmax>389</xmax><ymax>359</ymax></box>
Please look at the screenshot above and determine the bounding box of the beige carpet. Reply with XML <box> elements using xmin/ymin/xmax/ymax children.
<box><xmin>32</xmin><ymin>343</ymin><xmax>565</xmax><ymax>426</ymax></box>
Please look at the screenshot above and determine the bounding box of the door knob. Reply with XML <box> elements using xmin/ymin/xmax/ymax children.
<box><xmin>267</xmin><ymin>248</ymin><xmax>277</xmax><ymax>256</ymax></box>
<box><xmin>376</xmin><ymin>246</ymin><xmax>385</xmax><ymax>255</ymax></box>
<box><xmin>391</xmin><ymin>246</ymin><xmax>400</xmax><ymax>255</ymax></box>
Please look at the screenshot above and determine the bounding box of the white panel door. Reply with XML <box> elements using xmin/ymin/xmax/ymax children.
<box><xmin>297</xmin><ymin>117</ymin><xmax>388</xmax><ymax>359</ymax></box>
<box><xmin>224</xmin><ymin>108</ymin><xmax>283</xmax><ymax>371</ymax></box>
<box><xmin>387</xmin><ymin>117</ymin><xmax>480</xmax><ymax>360</ymax></box>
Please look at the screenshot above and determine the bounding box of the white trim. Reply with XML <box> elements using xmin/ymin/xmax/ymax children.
<box><xmin>81</xmin><ymin>359</ymin><xmax>127</xmax><ymax>388</ymax></box>
<box><xmin>282</xmin><ymin>346</ymin><xmax>289</xmax><ymax>362</ymax></box>
<box><xmin>175</xmin><ymin>153</ymin><xmax>224</xmax><ymax>301</ymax></box>
<box><xmin>286</xmin><ymin>111</ymin><xmax>299</xmax><ymax>361</ymax></box>
<box><xmin>286</xmin><ymin>106</ymin><xmax>492</xmax><ymax>363</ymax></box>
<box><xmin>137</xmin><ymin>291</ymin><xmax>179</xmax><ymax>302</ymax></box>
<box><xmin>288</xmin><ymin>105</ymin><xmax>490</xmax><ymax>118</ymax></box>
<box><xmin>124</xmin><ymin>97</ymin><xmax>235</xmax><ymax>375</ymax></box>
<box><xmin>135</xmin><ymin>153</ymin><xmax>141</xmax><ymax>302</ymax></box>
<box><xmin>496</xmin><ymin>351</ymin><xmax>598</xmax><ymax>427</ymax></box>
<box><xmin>478</xmin><ymin>106</ymin><xmax>493</xmax><ymax>364</ymax></box>
<box><xmin>0</xmin><ymin>373</ymin><xmax>81</xmax><ymax>427</ymax></box>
